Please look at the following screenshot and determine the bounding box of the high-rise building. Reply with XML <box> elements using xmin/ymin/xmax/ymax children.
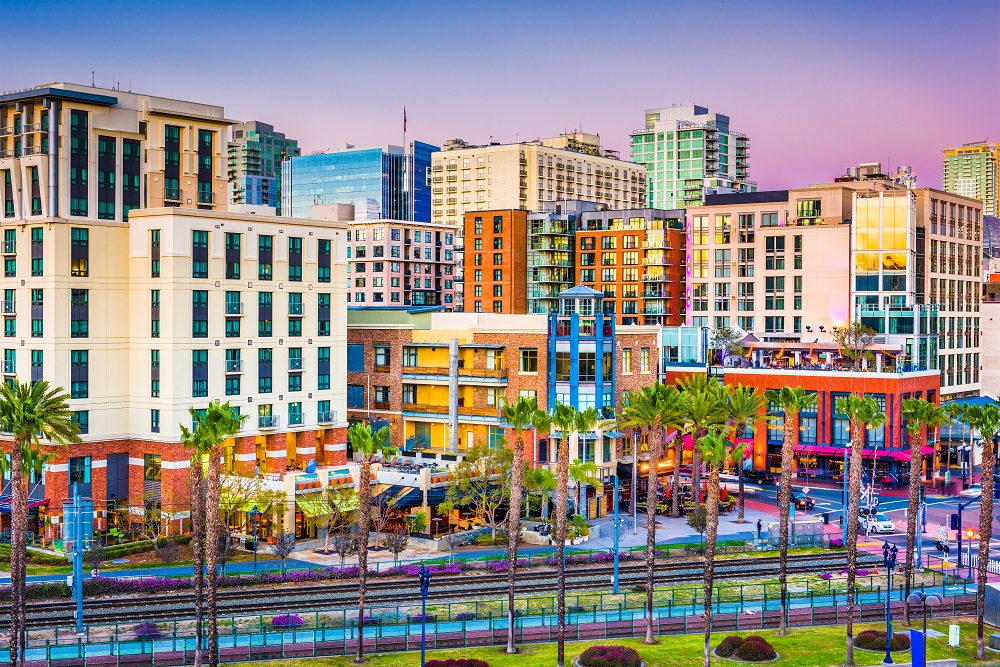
<box><xmin>462</xmin><ymin>210</ymin><xmax>529</xmax><ymax>314</ymax></box>
<box><xmin>0</xmin><ymin>83</ymin><xmax>350</xmax><ymax>544</ymax></box>
<box><xmin>228</xmin><ymin>120</ymin><xmax>300</xmax><ymax>214</ymax></box>
<box><xmin>630</xmin><ymin>105</ymin><xmax>755</xmax><ymax>209</ymax></box>
<box><xmin>688</xmin><ymin>176</ymin><xmax>982</xmax><ymax>398</ymax></box>
<box><xmin>282</xmin><ymin>141</ymin><xmax>437</xmax><ymax>221</ymax></box>
<box><xmin>943</xmin><ymin>142</ymin><xmax>999</xmax><ymax>217</ymax></box>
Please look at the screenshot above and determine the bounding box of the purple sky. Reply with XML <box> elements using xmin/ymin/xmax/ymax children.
<box><xmin>5</xmin><ymin>0</ymin><xmax>998</xmax><ymax>190</ymax></box>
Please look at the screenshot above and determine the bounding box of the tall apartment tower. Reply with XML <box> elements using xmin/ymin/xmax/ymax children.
<box><xmin>631</xmin><ymin>105</ymin><xmax>755</xmax><ymax>210</ymax></box>
<box><xmin>943</xmin><ymin>142</ymin><xmax>999</xmax><ymax>217</ymax></box>
<box><xmin>228</xmin><ymin>120</ymin><xmax>300</xmax><ymax>214</ymax></box>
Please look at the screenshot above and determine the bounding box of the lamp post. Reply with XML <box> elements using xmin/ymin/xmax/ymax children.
<box><xmin>906</xmin><ymin>592</ymin><xmax>943</xmax><ymax>667</ymax></box>
<box><xmin>881</xmin><ymin>540</ymin><xmax>898</xmax><ymax>665</ymax></box>
<box><xmin>966</xmin><ymin>528</ymin><xmax>974</xmax><ymax>579</ymax></box>
<box><xmin>632</xmin><ymin>431</ymin><xmax>638</xmax><ymax>536</ymax></box>
<box><xmin>608</xmin><ymin>475</ymin><xmax>628</xmax><ymax>594</ymax></box>
<box><xmin>418</xmin><ymin>565</ymin><xmax>432</xmax><ymax>667</ymax></box>
<box><xmin>251</xmin><ymin>505</ymin><xmax>259</xmax><ymax>573</ymax></box>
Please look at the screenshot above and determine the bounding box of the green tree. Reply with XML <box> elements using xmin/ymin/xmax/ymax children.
<box><xmin>677</xmin><ymin>374</ymin><xmax>727</xmax><ymax>510</ymax></box>
<box><xmin>957</xmin><ymin>402</ymin><xmax>1000</xmax><ymax>659</ymax></box>
<box><xmin>900</xmin><ymin>398</ymin><xmax>949</xmax><ymax>624</ymax></box>
<box><xmin>524</xmin><ymin>465</ymin><xmax>556</xmax><ymax>519</ymax></box>
<box><xmin>709</xmin><ymin>325</ymin><xmax>745</xmax><ymax>366</ymax></box>
<box><xmin>193</xmin><ymin>400</ymin><xmax>247</xmax><ymax>667</ymax></box>
<box><xmin>501</xmin><ymin>395</ymin><xmax>536</xmax><ymax>654</ymax></box>
<box><xmin>0</xmin><ymin>380</ymin><xmax>80</xmax><ymax>667</ymax></box>
<box><xmin>764</xmin><ymin>386</ymin><xmax>817</xmax><ymax>635</ymax></box>
<box><xmin>180</xmin><ymin>422</ymin><xmax>209</xmax><ymax>667</ymax></box>
<box><xmin>569</xmin><ymin>458</ymin><xmax>600</xmax><ymax>517</ymax></box>
<box><xmin>697</xmin><ymin>429</ymin><xmax>730</xmax><ymax>667</ymax></box>
<box><xmin>550</xmin><ymin>404</ymin><xmax>580</xmax><ymax>667</ymax></box>
<box><xmin>723</xmin><ymin>385</ymin><xmax>768</xmax><ymax>523</ymax></box>
<box><xmin>347</xmin><ymin>421</ymin><xmax>394</xmax><ymax>664</ymax></box>
<box><xmin>446</xmin><ymin>441</ymin><xmax>513</xmax><ymax>541</ymax></box>
<box><xmin>831</xmin><ymin>321</ymin><xmax>876</xmax><ymax>370</ymax></box>
<box><xmin>836</xmin><ymin>395</ymin><xmax>886</xmax><ymax>666</ymax></box>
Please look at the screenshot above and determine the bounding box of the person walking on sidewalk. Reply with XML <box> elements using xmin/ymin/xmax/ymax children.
<box><xmin>757</xmin><ymin>519</ymin><xmax>763</xmax><ymax>540</ymax></box>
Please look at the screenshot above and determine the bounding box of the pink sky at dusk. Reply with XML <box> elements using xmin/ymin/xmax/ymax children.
<box><xmin>4</xmin><ymin>0</ymin><xmax>998</xmax><ymax>191</ymax></box>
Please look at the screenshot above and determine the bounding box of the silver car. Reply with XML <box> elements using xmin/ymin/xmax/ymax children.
<box><xmin>860</xmin><ymin>513</ymin><xmax>896</xmax><ymax>534</ymax></box>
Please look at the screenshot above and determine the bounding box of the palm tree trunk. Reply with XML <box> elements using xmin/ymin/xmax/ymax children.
<box><xmin>191</xmin><ymin>461</ymin><xmax>206</xmax><ymax>667</ymax></box>
<box><xmin>671</xmin><ymin>437</ymin><xmax>682</xmax><ymax>518</ymax></box>
<box><xmin>556</xmin><ymin>434</ymin><xmax>570</xmax><ymax>667</ymax></box>
<box><xmin>644</xmin><ymin>426</ymin><xmax>661</xmax><ymax>644</ymax></box>
<box><xmin>778</xmin><ymin>416</ymin><xmax>795</xmax><ymax>635</ymax></box>
<box><xmin>206</xmin><ymin>446</ymin><xmax>222</xmax><ymax>667</ymax></box>
<box><xmin>977</xmin><ymin>440</ymin><xmax>995</xmax><ymax>660</ymax></box>
<box><xmin>736</xmin><ymin>424</ymin><xmax>747</xmax><ymax>523</ymax></box>
<box><xmin>506</xmin><ymin>435</ymin><xmax>525</xmax><ymax>654</ymax></box>
<box><xmin>703</xmin><ymin>463</ymin><xmax>721</xmax><ymax>667</ymax></box>
<box><xmin>8</xmin><ymin>438</ymin><xmax>25</xmax><ymax>667</ymax></box>
<box><xmin>692</xmin><ymin>446</ymin><xmax>702</xmax><ymax>508</ymax></box>
<box><xmin>845</xmin><ymin>427</ymin><xmax>864</xmax><ymax>667</ymax></box>
<box><xmin>356</xmin><ymin>460</ymin><xmax>372</xmax><ymax>664</ymax></box>
<box><xmin>903</xmin><ymin>431</ymin><xmax>923</xmax><ymax>626</ymax></box>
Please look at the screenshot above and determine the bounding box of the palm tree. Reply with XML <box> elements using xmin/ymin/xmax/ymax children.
<box><xmin>958</xmin><ymin>402</ymin><xmax>1000</xmax><ymax>659</ymax></box>
<box><xmin>0</xmin><ymin>380</ymin><xmax>80</xmax><ymax>667</ymax></box>
<box><xmin>836</xmin><ymin>395</ymin><xmax>885</xmax><ymax>666</ymax></box>
<box><xmin>181</xmin><ymin>422</ymin><xmax>209</xmax><ymax>667</ymax></box>
<box><xmin>723</xmin><ymin>385</ymin><xmax>768</xmax><ymax>523</ymax></box>
<box><xmin>569</xmin><ymin>457</ymin><xmax>600</xmax><ymax>517</ymax></box>
<box><xmin>501</xmin><ymin>395</ymin><xmax>536</xmax><ymax>654</ymax></box>
<box><xmin>764</xmin><ymin>386</ymin><xmax>816</xmax><ymax>635</ymax></box>
<box><xmin>697</xmin><ymin>428</ymin><xmax>730</xmax><ymax>667</ymax></box>
<box><xmin>347</xmin><ymin>421</ymin><xmax>393</xmax><ymax>664</ymax></box>
<box><xmin>195</xmin><ymin>400</ymin><xmax>247</xmax><ymax>667</ymax></box>
<box><xmin>900</xmin><ymin>397</ymin><xmax>949</xmax><ymax>624</ymax></box>
<box><xmin>677</xmin><ymin>374</ymin><xmax>727</xmax><ymax>509</ymax></box>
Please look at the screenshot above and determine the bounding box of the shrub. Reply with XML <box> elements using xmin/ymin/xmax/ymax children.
<box><xmin>361</xmin><ymin>615</ymin><xmax>380</xmax><ymax>626</ymax></box>
<box><xmin>856</xmin><ymin>569</ymin><xmax>870</xmax><ymax>577</ymax></box>
<box><xmin>454</xmin><ymin>612</ymin><xmax>477</xmax><ymax>621</ymax></box>
<box><xmin>855</xmin><ymin>629</ymin><xmax>910</xmax><ymax>652</ymax></box>
<box><xmin>829</xmin><ymin>538</ymin><xmax>844</xmax><ymax>548</ymax></box>
<box><xmin>133</xmin><ymin>622</ymin><xmax>162</xmax><ymax>641</ymax></box>
<box><xmin>409</xmin><ymin>614</ymin><xmax>437</xmax><ymax>623</ymax></box>
<box><xmin>734</xmin><ymin>638</ymin><xmax>777</xmax><ymax>662</ymax></box>
<box><xmin>578</xmin><ymin>644</ymin><xmax>642</xmax><ymax>667</ymax></box>
<box><xmin>715</xmin><ymin>634</ymin><xmax>744</xmax><ymax>658</ymax></box>
<box><xmin>426</xmin><ymin>660</ymin><xmax>490</xmax><ymax>667</ymax></box>
<box><xmin>271</xmin><ymin>614</ymin><xmax>303</xmax><ymax>628</ymax></box>
<box><xmin>568</xmin><ymin>604</ymin><xmax>587</xmax><ymax>613</ymax></box>
<box><xmin>820</xmin><ymin>572</ymin><xmax>832</xmax><ymax>580</ymax></box>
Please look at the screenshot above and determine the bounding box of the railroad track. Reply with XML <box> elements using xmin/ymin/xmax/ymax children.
<box><xmin>15</xmin><ymin>552</ymin><xmax>879</xmax><ymax>627</ymax></box>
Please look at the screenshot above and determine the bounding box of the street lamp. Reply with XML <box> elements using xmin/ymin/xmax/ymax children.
<box><xmin>966</xmin><ymin>528</ymin><xmax>975</xmax><ymax>579</ymax></box>
<box><xmin>251</xmin><ymin>505</ymin><xmax>259</xmax><ymax>573</ymax></box>
<box><xmin>608</xmin><ymin>475</ymin><xmax>629</xmax><ymax>594</ymax></box>
<box><xmin>418</xmin><ymin>566</ymin><xmax>432</xmax><ymax>667</ymax></box>
<box><xmin>881</xmin><ymin>540</ymin><xmax>899</xmax><ymax>665</ymax></box>
<box><xmin>906</xmin><ymin>591</ymin><xmax>943</xmax><ymax>667</ymax></box>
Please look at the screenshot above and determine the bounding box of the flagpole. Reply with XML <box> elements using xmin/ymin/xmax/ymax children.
<box><xmin>402</xmin><ymin>105</ymin><xmax>408</xmax><ymax>220</ymax></box>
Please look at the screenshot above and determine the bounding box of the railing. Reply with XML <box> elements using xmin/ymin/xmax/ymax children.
<box><xmin>288</xmin><ymin>413</ymin><xmax>303</xmax><ymax>426</ymax></box>
<box><xmin>225</xmin><ymin>360</ymin><xmax>243</xmax><ymax>373</ymax></box>
<box><xmin>1</xmin><ymin>360</ymin><xmax>13</xmax><ymax>374</ymax></box>
<box><xmin>225</xmin><ymin>302</ymin><xmax>244</xmax><ymax>315</ymax></box>
<box><xmin>1</xmin><ymin>300</ymin><xmax>13</xmax><ymax>314</ymax></box>
<box><xmin>317</xmin><ymin>411</ymin><xmax>338</xmax><ymax>424</ymax></box>
<box><xmin>164</xmin><ymin>187</ymin><xmax>182</xmax><ymax>202</ymax></box>
<box><xmin>258</xmin><ymin>415</ymin><xmax>279</xmax><ymax>429</ymax></box>
<box><xmin>1</xmin><ymin>240</ymin><xmax>14</xmax><ymax>254</ymax></box>
<box><xmin>402</xmin><ymin>365</ymin><xmax>508</xmax><ymax>380</ymax></box>
<box><xmin>288</xmin><ymin>302</ymin><xmax>304</xmax><ymax>316</ymax></box>
<box><xmin>403</xmin><ymin>403</ymin><xmax>500</xmax><ymax>418</ymax></box>
<box><xmin>288</xmin><ymin>358</ymin><xmax>303</xmax><ymax>371</ymax></box>
<box><xmin>21</xmin><ymin>145</ymin><xmax>46</xmax><ymax>156</ymax></box>
<box><xmin>198</xmin><ymin>191</ymin><xmax>215</xmax><ymax>204</ymax></box>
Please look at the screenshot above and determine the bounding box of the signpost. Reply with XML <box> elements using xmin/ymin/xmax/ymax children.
<box><xmin>64</xmin><ymin>484</ymin><xmax>94</xmax><ymax>635</ymax></box>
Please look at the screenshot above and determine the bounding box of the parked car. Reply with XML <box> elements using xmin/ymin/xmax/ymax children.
<box><xmin>789</xmin><ymin>492</ymin><xmax>814</xmax><ymax>510</ymax></box>
<box><xmin>959</xmin><ymin>483</ymin><xmax>981</xmax><ymax>497</ymax></box>
<box><xmin>744</xmin><ymin>469</ymin><xmax>776</xmax><ymax>485</ymax></box>
<box><xmin>859</xmin><ymin>513</ymin><xmax>896</xmax><ymax>534</ymax></box>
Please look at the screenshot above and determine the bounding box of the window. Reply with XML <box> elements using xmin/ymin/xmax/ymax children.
<box><xmin>30</xmin><ymin>289</ymin><xmax>42</xmax><ymax>338</ymax></box>
<box><xmin>761</xmin><ymin>212</ymin><xmax>779</xmax><ymax>228</ymax></box>
<box><xmin>288</xmin><ymin>237</ymin><xmax>303</xmax><ymax>281</ymax></box>
<box><xmin>192</xmin><ymin>290</ymin><xmax>208</xmax><ymax>337</ymax></box>
<box><xmin>225</xmin><ymin>376</ymin><xmax>240</xmax><ymax>396</ymax></box>
<box><xmin>764</xmin><ymin>316</ymin><xmax>785</xmax><ymax>333</ymax></box>
<box><xmin>486</xmin><ymin>387</ymin><xmax>506</xmax><ymax>408</ymax></box>
<box><xmin>486</xmin><ymin>349</ymin><xmax>504</xmax><ymax>371</ymax></box>
<box><xmin>72</xmin><ymin>411</ymin><xmax>88</xmax><ymax>435</ymax></box>
<box><xmin>493</xmin><ymin>252</ymin><xmax>503</xmax><ymax>265</ymax></box>
<box><xmin>768</xmin><ymin>400</ymin><xmax>784</xmax><ymax>444</ymax></box>
<box><xmin>192</xmin><ymin>350</ymin><xmax>208</xmax><ymax>397</ymax></box>
<box><xmin>738</xmin><ymin>214</ymin><xmax>755</xmax><ymax>243</ymax></box>
<box><xmin>258</xmin><ymin>235</ymin><xmax>273</xmax><ymax>280</ymax></box>
<box><xmin>402</xmin><ymin>384</ymin><xmax>416</xmax><ymax>404</ymax></box>
<box><xmin>288</xmin><ymin>373</ymin><xmax>302</xmax><ymax>392</ymax></box>
<box><xmin>641</xmin><ymin>348</ymin><xmax>650</xmax><ymax>372</ymax></box>
<box><xmin>70</xmin><ymin>289</ymin><xmax>88</xmax><ymax>338</ymax></box>
<box><xmin>519</xmin><ymin>348</ymin><xmax>538</xmax><ymax>373</ymax></box>
<box><xmin>30</xmin><ymin>349</ymin><xmax>41</xmax><ymax>381</ymax></box>
<box><xmin>150</xmin><ymin>230</ymin><xmax>161</xmax><ymax>277</ymax></box>
<box><xmin>555</xmin><ymin>351</ymin><xmax>571</xmax><ymax>381</ymax></box>
<box><xmin>715</xmin><ymin>215</ymin><xmax>731</xmax><ymax>244</ymax></box>
<box><xmin>191</xmin><ymin>230</ymin><xmax>209</xmax><ymax>278</ymax></box>
<box><xmin>151</xmin><ymin>409</ymin><xmax>160</xmax><ymax>433</ymax></box>
<box><xmin>258</xmin><ymin>348</ymin><xmax>273</xmax><ymax>394</ymax></box>
<box><xmin>71</xmin><ymin>228</ymin><xmax>88</xmax><ymax>276</ymax></box>
<box><xmin>317</xmin><ymin>347</ymin><xmax>330</xmax><ymax>390</ymax></box>
<box><xmin>493</xmin><ymin>216</ymin><xmax>503</xmax><ymax>234</ymax></box>
<box><xmin>258</xmin><ymin>292</ymin><xmax>272</xmax><ymax>337</ymax></box>
<box><xmin>71</xmin><ymin>350</ymin><xmax>88</xmax><ymax>398</ymax></box>
<box><xmin>225</xmin><ymin>233</ymin><xmax>240</xmax><ymax>279</ymax></box>
<box><xmin>151</xmin><ymin>349</ymin><xmax>160</xmax><ymax>397</ymax></box>
<box><xmin>318</xmin><ymin>239</ymin><xmax>331</xmax><ymax>283</ymax></box>
<box><xmin>765</xmin><ymin>276</ymin><xmax>785</xmax><ymax>310</ymax></box>
<box><xmin>374</xmin><ymin>345</ymin><xmax>390</xmax><ymax>370</ymax></box>
<box><xmin>474</xmin><ymin>217</ymin><xmax>483</xmax><ymax>234</ymax></box>
<box><xmin>622</xmin><ymin>348</ymin><xmax>633</xmax><ymax>373</ymax></box>
<box><xmin>31</xmin><ymin>227</ymin><xmax>42</xmax><ymax>276</ymax></box>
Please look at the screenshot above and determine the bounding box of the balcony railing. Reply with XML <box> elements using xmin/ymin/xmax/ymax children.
<box><xmin>225</xmin><ymin>360</ymin><xmax>243</xmax><ymax>374</ymax></box>
<box><xmin>258</xmin><ymin>415</ymin><xmax>280</xmax><ymax>429</ymax></box>
<box><xmin>288</xmin><ymin>412</ymin><xmax>304</xmax><ymax>426</ymax></box>
<box><xmin>288</xmin><ymin>358</ymin><xmax>303</xmax><ymax>371</ymax></box>
<box><xmin>288</xmin><ymin>303</ymin><xmax>304</xmax><ymax>316</ymax></box>
<box><xmin>1</xmin><ymin>300</ymin><xmax>14</xmax><ymax>314</ymax></box>
<box><xmin>2</xmin><ymin>240</ymin><xmax>15</xmax><ymax>254</ymax></box>
<box><xmin>317</xmin><ymin>411</ymin><xmax>337</xmax><ymax>424</ymax></box>
<box><xmin>403</xmin><ymin>403</ymin><xmax>500</xmax><ymax>418</ymax></box>
<box><xmin>197</xmin><ymin>191</ymin><xmax>215</xmax><ymax>204</ymax></box>
<box><xmin>164</xmin><ymin>187</ymin><xmax>182</xmax><ymax>202</ymax></box>
<box><xmin>225</xmin><ymin>302</ymin><xmax>244</xmax><ymax>316</ymax></box>
<box><xmin>1</xmin><ymin>360</ymin><xmax>14</xmax><ymax>374</ymax></box>
<box><xmin>402</xmin><ymin>365</ymin><xmax>507</xmax><ymax>380</ymax></box>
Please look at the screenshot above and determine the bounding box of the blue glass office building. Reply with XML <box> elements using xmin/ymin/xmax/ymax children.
<box><xmin>282</xmin><ymin>141</ymin><xmax>436</xmax><ymax>221</ymax></box>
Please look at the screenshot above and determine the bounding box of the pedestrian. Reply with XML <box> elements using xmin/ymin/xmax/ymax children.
<box><xmin>91</xmin><ymin>566</ymin><xmax>100</xmax><ymax>578</ymax></box>
<box><xmin>757</xmin><ymin>519</ymin><xmax>763</xmax><ymax>540</ymax></box>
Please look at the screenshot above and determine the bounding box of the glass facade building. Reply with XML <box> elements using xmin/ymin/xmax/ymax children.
<box><xmin>228</xmin><ymin>121</ymin><xmax>300</xmax><ymax>214</ymax></box>
<box><xmin>282</xmin><ymin>141</ymin><xmax>437</xmax><ymax>222</ymax></box>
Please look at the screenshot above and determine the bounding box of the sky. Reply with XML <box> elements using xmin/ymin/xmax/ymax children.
<box><xmin>3</xmin><ymin>0</ymin><xmax>998</xmax><ymax>191</ymax></box>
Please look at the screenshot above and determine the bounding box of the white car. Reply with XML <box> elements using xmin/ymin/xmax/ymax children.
<box><xmin>959</xmin><ymin>483</ymin><xmax>981</xmax><ymax>497</ymax></box>
<box><xmin>860</xmin><ymin>513</ymin><xmax>896</xmax><ymax>534</ymax></box>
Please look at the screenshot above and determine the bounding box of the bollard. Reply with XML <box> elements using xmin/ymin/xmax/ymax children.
<box><xmin>949</xmin><ymin>624</ymin><xmax>960</xmax><ymax>647</ymax></box>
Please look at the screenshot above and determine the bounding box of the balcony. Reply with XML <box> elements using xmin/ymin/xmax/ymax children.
<box><xmin>288</xmin><ymin>358</ymin><xmax>304</xmax><ymax>371</ymax></box>
<box><xmin>258</xmin><ymin>415</ymin><xmax>280</xmax><ymax>430</ymax></box>
<box><xmin>21</xmin><ymin>145</ymin><xmax>45</xmax><ymax>156</ymax></box>
<box><xmin>198</xmin><ymin>191</ymin><xmax>215</xmax><ymax>205</ymax></box>
<box><xmin>317</xmin><ymin>410</ymin><xmax>338</xmax><ymax>425</ymax></box>
<box><xmin>288</xmin><ymin>302</ymin><xmax>304</xmax><ymax>316</ymax></box>
<box><xmin>2</xmin><ymin>241</ymin><xmax>14</xmax><ymax>255</ymax></box>
<box><xmin>225</xmin><ymin>360</ymin><xmax>243</xmax><ymax>374</ymax></box>
<box><xmin>1</xmin><ymin>300</ymin><xmax>14</xmax><ymax>315</ymax></box>
<box><xmin>403</xmin><ymin>403</ymin><xmax>501</xmax><ymax>420</ymax></box>
<box><xmin>288</xmin><ymin>412</ymin><xmax>304</xmax><ymax>426</ymax></box>
<box><xmin>0</xmin><ymin>126</ymin><xmax>13</xmax><ymax>137</ymax></box>
<box><xmin>1</xmin><ymin>360</ymin><xmax>14</xmax><ymax>375</ymax></box>
<box><xmin>164</xmin><ymin>187</ymin><xmax>182</xmax><ymax>202</ymax></box>
<box><xmin>402</xmin><ymin>365</ymin><xmax>508</xmax><ymax>381</ymax></box>
<box><xmin>225</xmin><ymin>302</ymin><xmax>244</xmax><ymax>316</ymax></box>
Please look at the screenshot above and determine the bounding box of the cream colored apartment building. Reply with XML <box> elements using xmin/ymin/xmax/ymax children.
<box><xmin>0</xmin><ymin>83</ymin><xmax>350</xmax><ymax>538</ymax></box>
<box><xmin>687</xmin><ymin>178</ymin><xmax>982</xmax><ymax>398</ymax></box>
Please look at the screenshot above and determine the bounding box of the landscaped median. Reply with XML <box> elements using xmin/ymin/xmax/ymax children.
<box><xmin>226</xmin><ymin>619</ymin><xmax>986</xmax><ymax>667</ymax></box>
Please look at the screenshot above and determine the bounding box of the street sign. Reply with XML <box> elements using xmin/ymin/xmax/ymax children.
<box><xmin>937</xmin><ymin>525</ymin><xmax>949</xmax><ymax>542</ymax></box>
<box><xmin>802</xmin><ymin>486</ymin><xmax>810</xmax><ymax>496</ymax></box>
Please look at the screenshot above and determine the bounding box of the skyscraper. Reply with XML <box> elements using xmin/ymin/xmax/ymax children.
<box><xmin>228</xmin><ymin>121</ymin><xmax>300</xmax><ymax>214</ymax></box>
<box><xmin>282</xmin><ymin>141</ymin><xmax>437</xmax><ymax>221</ymax></box>
<box><xmin>630</xmin><ymin>105</ymin><xmax>755</xmax><ymax>209</ymax></box>
<box><xmin>943</xmin><ymin>141</ymin><xmax>999</xmax><ymax>217</ymax></box>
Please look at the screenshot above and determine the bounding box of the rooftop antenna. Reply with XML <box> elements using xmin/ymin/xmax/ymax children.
<box><xmin>91</xmin><ymin>71</ymin><xmax>95</xmax><ymax>87</ymax></box>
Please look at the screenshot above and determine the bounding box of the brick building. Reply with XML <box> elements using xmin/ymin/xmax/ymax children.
<box><xmin>461</xmin><ymin>210</ymin><xmax>528</xmax><ymax>314</ymax></box>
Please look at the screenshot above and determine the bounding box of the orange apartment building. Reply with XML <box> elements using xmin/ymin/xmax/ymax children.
<box><xmin>462</xmin><ymin>210</ymin><xmax>528</xmax><ymax>314</ymax></box>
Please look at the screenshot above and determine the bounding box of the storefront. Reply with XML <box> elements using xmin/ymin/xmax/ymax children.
<box><xmin>783</xmin><ymin>444</ymin><xmax>934</xmax><ymax>487</ymax></box>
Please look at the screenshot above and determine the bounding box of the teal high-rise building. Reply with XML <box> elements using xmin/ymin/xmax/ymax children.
<box><xmin>630</xmin><ymin>105</ymin><xmax>755</xmax><ymax>209</ymax></box>
<box><xmin>228</xmin><ymin>121</ymin><xmax>300</xmax><ymax>214</ymax></box>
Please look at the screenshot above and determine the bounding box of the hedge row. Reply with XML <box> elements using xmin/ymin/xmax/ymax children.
<box><xmin>0</xmin><ymin>536</ymin><xmax>192</xmax><ymax>568</ymax></box>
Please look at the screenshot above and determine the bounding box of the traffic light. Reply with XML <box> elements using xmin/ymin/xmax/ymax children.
<box><xmin>950</xmin><ymin>514</ymin><xmax>960</xmax><ymax>530</ymax></box>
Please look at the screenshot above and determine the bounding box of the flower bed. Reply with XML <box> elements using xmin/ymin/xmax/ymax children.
<box><xmin>271</xmin><ymin>614</ymin><xmax>303</xmax><ymax>628</ymax></box>
<box><xmin>485</xmin><ymin>558</ymin><xmax>529</xmax><ymax>573</ymax></box>
<box><xmin>855</xmin><ymin>629</ymin><xmax>910</xmax><ymax>652</ymax></box>
<box><xmin>361</xmin><ymin>615</ymin><xmax>381</xmax><ymax>627</ymax></box>
<box><xmin>426</xmin><ymin>660</ymin><xmax>489</xmax><ymax>667</ymax></box>
<box><xmin>548</xmin><ymin>552</ymin><xmax>634</xmax><ymax>567</ymax></box>
<box><xmin>408</xmin><ymin>614</ymin><xmax>438</xmax><ymax>623</ymax></box>
<box><xmin>713</xmin><ymin>635</ymin><xmax>778</xmax><ymax>662</ymax></box>
<box><xmin>577</xmin><ymin>644</ymin><xmax>642</xmax><ymax>667</ymax></box>
<box><xmin>133</xmin><ymin>622</ymin><xmax>162</xmax><ymax>641</ymax></box>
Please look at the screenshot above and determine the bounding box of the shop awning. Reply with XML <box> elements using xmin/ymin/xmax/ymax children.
<box><xmin>0</xmin><ymin>497</ymin><xmax>47</xmax><ymax>514</ymax></box>
<box><xmin>296</xmin><ymin>491</ymin><xmax>359</xmax><ymax>519</ymax></box>
<box><xmin>791</xmin><ymin>445</ymin><xmax>935</xmax><ymax>460</ymax></box>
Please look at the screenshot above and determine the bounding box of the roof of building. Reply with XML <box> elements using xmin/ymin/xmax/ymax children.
<box><xmin>559</xmin><ymin>285</ymin><xmax>604</xmax><ymax>299</ymax></box>
<box><xmin>0</xmin><ymin>86</ymin><xmax>118</xmax><ymax>106</ymax></box>
<box><xmin>348</xmin><ymin>306</ymin><xmax>444</xmax><ymax>314</ymax></box>
<box><xmin>704</xmin><ymin>190</ymin><xmax>789</xmax><ymax>206</ymax></box>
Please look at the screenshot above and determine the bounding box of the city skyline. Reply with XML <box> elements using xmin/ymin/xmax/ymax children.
<box><xmin>4</xmin><ymin>0</ymin><xmax>997</xmax><ymax>191</ymax></box>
